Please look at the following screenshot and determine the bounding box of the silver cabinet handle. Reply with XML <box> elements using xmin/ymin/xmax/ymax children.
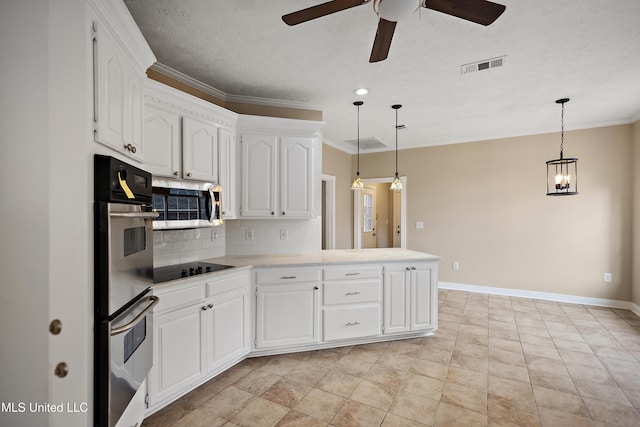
<box><xmin>345</xmin><ymin>291</ymin><xmax>361</xmax><ymax>296</ymax></box>
<box><xmin>110</xmin><ymin>212</ymin><xmax>159</xmax><ymax>219</ymax></box>
<box><xmin>280</xmin><ymin>276</ymin><xmax>297</xmax><ymax>279</ymax></box>
<box><xmin>345</xmin><ymin>321</ymin><xmax>360</xmax><ymax>326</ymax></box>
<box><xmin>111</xmin><ymin>296</ymin><xmax>159</xmax><ymax>336</ymax></box>
<box><xmin>345</xmin><ymin>273</ymin><xmax>360</xmax><ymax>276</ymax></box>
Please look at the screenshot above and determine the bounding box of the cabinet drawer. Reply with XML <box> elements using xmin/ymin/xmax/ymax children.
<box><xmin>206</xmin><ymin>272</ymin><xmax>249</xmax><ymax>297</ymax></box>
<box><xmin>323</xmin><ymin>280</ymin><xmax>381</xmax><ymax>306</ymax></box>
<box><xmin>323</xmin><ymin>266</ymin><xmax>381</xmax><ymax>281</ymax></box>
<box><xmin>153</xmin><ymin>284</ymin><xmax>204</xmax><ymax>313</ymax></box>
<box><xmin>323</xmin><ymin>306</ymin><xmax>381</xmax><ymax>341</ymax></box>
<box><xmin>255</xmin><ymin>268</ymin><xmax>321</xmax><ymax>285</ymax></box>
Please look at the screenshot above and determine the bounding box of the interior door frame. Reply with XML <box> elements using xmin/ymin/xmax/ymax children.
<box><xmin>353</xmin><ymin>176</ymin><xmax>406</xmax><ymax>249</ymax></box>
<box><xmin>322</xmin><ymin>174</ymin><xmax>336</xmax><ymax>250</ymax></box>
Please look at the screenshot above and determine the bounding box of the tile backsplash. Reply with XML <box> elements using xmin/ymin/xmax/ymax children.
<box><xmin>153</xmin><ymin>218</ymin><xmax>321</xmax><ymax>265</ymax></box>
<box><xmin>224</xmin><ymin>218</ymin><xmax>321</xmax><ymax>256</ymax></box>
<box><xmin>153</xmin><ymin>227</ymin><xmax>225</xmax><ymax>267</ymax></box>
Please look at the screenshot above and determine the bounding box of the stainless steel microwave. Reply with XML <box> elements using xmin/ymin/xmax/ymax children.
<box><xmin>151</xmin><ymin>179</ymin><xmax>222</xmax><ymax>230</ymax></box>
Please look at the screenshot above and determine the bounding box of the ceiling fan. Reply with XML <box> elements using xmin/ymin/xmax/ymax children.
<box><xmin>282</xmin><ymin>0</ymin><xmax>506</xmax><ymax>63</ymax></box>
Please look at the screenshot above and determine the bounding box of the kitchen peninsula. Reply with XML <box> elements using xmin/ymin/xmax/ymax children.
<box><xmin>147</xmin><ymin>248</ymin><xmax>439</xmax><ymax>413</ymax></box>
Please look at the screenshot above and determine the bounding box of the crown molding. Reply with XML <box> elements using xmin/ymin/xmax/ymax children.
<box><xmin>149</xmin><ymin>62</ymin><xmax>321</xmax><ymax>112</ymax></box>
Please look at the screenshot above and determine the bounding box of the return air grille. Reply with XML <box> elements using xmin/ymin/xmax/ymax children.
<box><xmin>461</xmin><ymin>55</ymin><xmax>506</xmax><ymax>75</ymax></box>
<box><xmin>344</xmin><ymin>137</ymin><xmax>387</xmax><ymax>150</ymax></box>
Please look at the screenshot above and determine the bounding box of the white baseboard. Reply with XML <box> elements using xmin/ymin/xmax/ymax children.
<box><xmin>439</xmin><ymin>281</ymin><xmax>640</xmax><ymax>317</ymax></box>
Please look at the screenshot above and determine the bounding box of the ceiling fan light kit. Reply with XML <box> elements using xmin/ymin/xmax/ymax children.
<box><xmin>282</xmin><ymin>0</ymin><xmax>506</xmax><ymax>63</ymax></box>
<box><xmin>546</xmin><ymin>98</ymin><xmax>578</xmax><ymax>196</ymax></box>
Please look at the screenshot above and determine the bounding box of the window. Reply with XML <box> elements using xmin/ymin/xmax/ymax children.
<box><xmin>363</xmin><ymin>192</ymin><xmax>373</xmax><ymax>232</ymax></box>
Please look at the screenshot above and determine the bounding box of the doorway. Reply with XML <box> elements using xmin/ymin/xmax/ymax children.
<box><xmin>322</xmin><ymin>174</ymin><xmax>336</xmax><ymax>250</ymax></box>
<box><xmin>353</xmin><ymin>176</ymin><xmax>406</xmax><ymax>249</ymax></box>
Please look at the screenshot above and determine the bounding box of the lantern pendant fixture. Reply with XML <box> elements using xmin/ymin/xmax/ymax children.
<box><xmin>546</xmin><ymin>98</ymin><xmax>578</xmax><ymax>196</ymax></box>
<box><xmin>351</xmin><ymin>101</ymin><xmax>364</xmax><ymax>190</ymax></box>
<box><xmin>390</xmin><ymin>104</ymin><xmax>403</xmax><ymax>191</ymax></box>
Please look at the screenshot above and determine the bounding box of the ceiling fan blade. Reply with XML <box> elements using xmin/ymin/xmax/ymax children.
<box><xmin>369</xmin><ymin>18</ymin><xmax>397</xmax><ymax>63</ymax></box>
<box><xmin>423</xmin><ymin>0</ymin><xmax>505</xmax><ymax>26</ymax></box>
<box><xmin>282</xmin><ymin>0</ymin><xmax>368</xmax><ymax>26</ymax></box>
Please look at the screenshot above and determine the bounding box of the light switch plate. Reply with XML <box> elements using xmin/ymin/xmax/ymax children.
<box><xmin>415</xmin><ymin>221</ymin><xmax>424</xmax><ymax>229</ymax></box>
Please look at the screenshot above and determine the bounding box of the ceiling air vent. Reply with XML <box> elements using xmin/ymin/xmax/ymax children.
<box><xmin>461</xmin><ymin>55</ymin><xmax>506</xmax><ymax>75</ymax></box>
<box><xmin>344</xmin><ymin>137</ymin><xmax>387</xmax><ymax>150</ymax></box>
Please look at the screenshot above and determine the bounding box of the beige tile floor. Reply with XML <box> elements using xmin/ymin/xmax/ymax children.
<box><xmin>143</xmin><ymin>289</ymin><xmax>640</xmax><ymax>427</ymax></box>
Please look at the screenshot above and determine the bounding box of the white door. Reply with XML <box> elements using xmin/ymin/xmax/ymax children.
<box><xmin>143</xmin><ymin>103</ymin><xmax>181</xmax><ymax>178</ymax></box>
<box><xmin>362</xmin><ymin>186</ymin><xmax>377</xmax><ymax>248</ymax></box>
<box><xmin>241</xmin><ymin>134</ymin><xmax>278</xmax><ymax>217</ymax></box>
<box><xmin>280</xmin><ymin>137</ymin><xmax>314</xmax><ymax>218</ymax></box>
<box><xmin>182</xmin><ymin>117</ymin><xmax>219</xmax><ymax>182</ymax></box>
<box><xmin>255</xmin><ymin>284</ymin><xmax>320</xmax><ymax>348</ymax></box>
<box><xmin>383</xmin><ymin>266</ymin><xmax>410</xmax><ymax>334</ymax></box>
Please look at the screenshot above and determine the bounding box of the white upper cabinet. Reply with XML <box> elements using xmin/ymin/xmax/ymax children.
<box><xmin>241</xmin><ymin>134</ymin><xmax>278</xmax><ymax>217</ymax></box>
<box><xmin>238</xmin><ymin>115</ymin><xmax>323</xmax><ymax>219</ymax></box>
<box><xmin>143</xmin><ymin>80</ymin><xmax>238</xmax><ymax>188</ymax></box>
<box><xmin>89</xmin><ymin>0</ymin><xmax>156</xmax><ymax>162</ymax></box>
<box><xmin>280</xmin><ymin>137</ymin><xmax>314</xmax><ymax>218</ymax></box>
<box><xmin>143</xmin><ymin>103</ymin><xmax>181</xmax><ymax>177</ymax></box>
<box><xmin>183</xmin><ymin>117</ymin><xmax>219</xmax><ymax>182</ymax></box>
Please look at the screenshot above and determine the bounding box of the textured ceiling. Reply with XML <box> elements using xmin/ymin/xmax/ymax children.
<box><xmin>124</xmin><ymin>0</ymin><xmax>640</xmax><ymax>154</ymax></box>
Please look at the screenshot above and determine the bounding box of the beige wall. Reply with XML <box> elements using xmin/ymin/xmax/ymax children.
<box><xmin>633</xmin><ymin>120</ymin><xmax>640</xmax><ymax>305</ymax></box>
<box><xmin>344</xmin><ymin>125</ymin><xmax>634</xmax><ymax>301</ymax></box>
<box><xmin>322</xmin><ymin>144</ymin><xmax>354</xmax><ymax>249</ymax></box>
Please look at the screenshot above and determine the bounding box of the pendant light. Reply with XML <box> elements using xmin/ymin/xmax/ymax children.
<box><xmin>390</xmin><ymin>104</ymin><xmax>403</xmax><ymax>191</ymax></box>
<box><xmin>546</xmin><ymin>98</ymin><xmax>578</xmax><ymax>196</ymax></box>
<box><xmin>351</xmin><ymin>101</ymin><xmax>364</xmax><ymax>190</ymax></box>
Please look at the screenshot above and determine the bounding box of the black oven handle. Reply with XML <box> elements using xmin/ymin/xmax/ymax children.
<box><xmin>111</xmin><ymin>295</ymin><xmax>159</xmax><ymax>336</ymax></box>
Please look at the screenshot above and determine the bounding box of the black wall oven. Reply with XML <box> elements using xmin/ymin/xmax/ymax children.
<box><xmin>94</xmin><ymin>155</ymin><xmax>159</xmax><ymax>427</ymax></box>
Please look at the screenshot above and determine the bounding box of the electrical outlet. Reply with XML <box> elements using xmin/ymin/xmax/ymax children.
<box><xmin>280</xmin><ymin>229</ymin><xmax>288</xmax><ymax>241</ymax></box>
<box><xmin>453</xmin><ymin>261</ymin><xmax>460</xmax><ymax>270</ymax></box>
<box><xmin>604</xmin><ymin>272</ymin><xmax>612</xmax><ymax>282</ymax></box>
<box><xmin>245</xmin><ymin>229</ymin><xmax>254</xmax><ymax>241</ymax></box>
<box><xmin>415</xmin><ymin>221</ymin><xmax>424</xmax><ymax>229</ymax></box>
<box><xmin>212</xmin><ymin>230</ymin><xmax>219</xmax><ymax>241</ymax></box>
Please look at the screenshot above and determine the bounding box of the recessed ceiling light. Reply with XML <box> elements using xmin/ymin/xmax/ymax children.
<box><xmin>354</xmin><ymin>88</ymin><xmax>369</xmax><ymax>96</ymax></box>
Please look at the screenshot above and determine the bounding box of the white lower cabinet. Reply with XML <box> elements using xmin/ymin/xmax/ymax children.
<box><xmin>148</xmin><ymin>270</ymin><xmax>250</xmax><ymax>411</ymax></box>
<box><xmin>323</xmin><ymin>305</ymin><xmax>380</xmax><ymax>341</ymax></box>
<box><xmin>254</xmin><ymin>267</ymin><xmax>321</xmax><ymax>349</ymax></box>
<box><xmin>383</xmin><ymin>262</ymin><xmax>438</xmax><ymax>335</ymax></box>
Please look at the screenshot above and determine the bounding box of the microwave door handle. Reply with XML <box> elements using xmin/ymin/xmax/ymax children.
<box><xmin>110</xmin><ymin>212</ymin><xmax>159</xmax><ymax>219</ymax></box>
<box><xmin>206</xmin><ymin>189</ymin><xmax>213</xmax><ymax>222</ymax></box>
<box><xmin>110</xmin><ymin>295</ymin><xmax>159</xmax><ymax>336</ymax></box>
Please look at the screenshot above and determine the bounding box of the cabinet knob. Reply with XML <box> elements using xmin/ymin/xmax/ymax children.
<box><xmin>173</xmin><ymin>171</ymin><xmax>179</xmax><ymax>176</ymax></box>
<box><xmin>282</xmin><ymin>211</ymin><xmax>286</xmax><ymax>216</ymax></box>
<box><xmin>187</xmin><ymin>172</ymin><xmax>192</xmax><ymax>177</ymax></box>
<box><xmin>271</xmin><ymin>211</ymin><xmax>275</xmax><ymax>215</ymax></box>
<box><xmin>406</xmin><ymin>267</ymin><xmax>411</xmax><ymax>270</ymax></box>
<box><xmin>208</xmin><ymin>304</ymin><xmax>213</xmax><ymax>309</ymax></box>
<box><xmin>313</xmin><ymin>286</ymin><xmax>319</xmax><ymax>290</ymax></box>
<box><xmin>201</xmin><ymin>306</ymin><xmax>208</xmax><ymax>311</ymax></box>
<box><xmin>131</xmin><ymin>145</ymin><xmax>137</xmax><ymax>153</ymax></box>
<box><xmin>411</xmin><ymin>266</ymin><xmax>416</xmax><ymax>270</ymax></box>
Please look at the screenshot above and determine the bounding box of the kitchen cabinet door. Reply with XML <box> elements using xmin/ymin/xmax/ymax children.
<box><xmin>93</xmin><ymin>20</ymin><xmax>144</xmax><ymax>162</ymax></box>
<box><xmin>218</xmin><ymin>127</ymin><xmax>237</xmax><ymax>218</ymax></box>
<box><xmin>183</xmin><ymin>117</ymin><xmax>219</xmax><ymax>182</ymax></box>
<box><xmin>255</xmin><ymin>284</ymin><xmax>320</xmax><ymax>348</ymax></box>
<box><xmin>143</xmin><ymin>103</ymin><xmax>181</xmax><ymax>178</ymax></box>
<box><xmin>203</xmin><ymin>289</ymin><xmax>250</xmax><ymax>371</ymax></box>
<box><xmin>148</xmin><ymin>304</ymin><xmax>204</xmax><ymax>406</ymax></box>
<box><xmin>241</xmin><ymin>134</ymin><xmax>278</xmax><ymax>217</ymax></box>
<box><xmin>383</xmin><ymin>266</ymin><xmax>411</xmax><ymax>334</ymax></box>
<box><xmin>410</xmin><ymin>264</ymin><xmax>437</xmax><ymax>331</ymax></box>
<box><xmin>280</xmin><ymin>137</ymin><xmax>314</xmax><ymax>218</ymax></box>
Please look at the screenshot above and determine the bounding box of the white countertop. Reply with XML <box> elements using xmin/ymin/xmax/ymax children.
<box><xmin>204</xmin><ymin>248</ymin><xmax>440</xmax><ymax>269</ymax></box>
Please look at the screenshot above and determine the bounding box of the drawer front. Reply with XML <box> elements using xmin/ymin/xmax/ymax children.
<box><xmin>153</xmin><ymin>284</ymin><xmax>204</xmax><ymax>313</ymax></box>
<box><xmin>323</xmin><ymin>266</ymin><xmax>381</xmax><ymax>281</ymax></box>
<box><xmin>323</xmin><ymin>305</ymin><xmax>381</xmax><ymax>341</ymax></box>
<box><xmin>255</xmin><ymin>268</ymin><xmax>322</xmax><ymax>285</ymax></box>
<box><xmin>206</xmin><ymin>272</ymin><xmax>249</xmax><ymax>297</ymax></box>
<box><xmin>323</xmin><ymin>280</ymin><xmax>381</xmax><ymax>305</ymax></box>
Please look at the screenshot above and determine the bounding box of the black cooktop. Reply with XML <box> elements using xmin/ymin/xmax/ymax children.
<box><xmin>153</xmin><ymin>261</ymin><xmax>234</xmax><ymax>283</ymax></box>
